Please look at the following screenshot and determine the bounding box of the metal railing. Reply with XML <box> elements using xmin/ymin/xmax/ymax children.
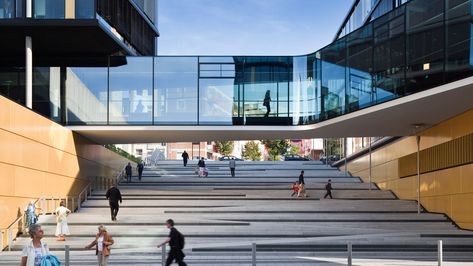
<box><xmin>0</xmin><ymin>175</ymin><xmax>118</xmax><ymax>251</ymax></box>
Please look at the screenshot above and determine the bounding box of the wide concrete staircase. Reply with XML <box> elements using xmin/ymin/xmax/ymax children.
<box><xmin>2</xmin><ymin>161</ymin><xmax>473</xmax><ymax>265</ymax></box>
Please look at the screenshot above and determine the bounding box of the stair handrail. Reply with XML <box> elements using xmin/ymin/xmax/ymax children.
<box><xmin>1</xmin><ymin>197</ymin><xmax>40</xmax><ymax>251</ymax></box>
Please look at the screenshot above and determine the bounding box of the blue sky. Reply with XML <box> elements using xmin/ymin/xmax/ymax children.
<box><xmin>157</xmin><ymin>0</ymin><xmax>352</xmax><ymax>56</ymax></box>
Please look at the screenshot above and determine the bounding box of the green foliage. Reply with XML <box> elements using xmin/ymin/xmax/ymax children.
<box><xmin>215</xmin><ymin>141</ymin><xmax>234</xmax><ymax>156</ymax></box>
<box><xmin>288</xmin><ymin>144</ymin><xmax>301</xmax><ymax>155</ymax></box>
<box><xmin>262</xmin><ymin>140</ymin><xmax>289</xmax><ymax>161</ymax></box>
<box><xmin>242</xmin><ymin>141</ymin><xmax>261</xmax><ymax>161</ymax></box>
<box><xmin>104</xmin><ymin>144</ymin><xmax>141</xmax><ymax>163</ymax></box>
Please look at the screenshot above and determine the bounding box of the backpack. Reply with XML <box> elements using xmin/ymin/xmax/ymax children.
<box><xmin>177</xmin><ymin>230</ymin><xmax>185</xmax><ymax>249</ymax></box>
<box><xmin>41</xmin><ymin>254</ymin><xmax>61</xmax><ymax>266</ymax></box>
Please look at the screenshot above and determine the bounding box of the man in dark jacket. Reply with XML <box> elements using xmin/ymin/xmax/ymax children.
<box><xmin>125</xmin><ymin>162</ymin><xmax>132</xmax><ymax>182</ymax></box>
<box><xmin>324</xmin><ymin>179</ymin><xmax>333</xmax><ymax>199</ymax></box>
<box><xmin>181</xmin><ymin>151</ymin><xmax>189</xmax><ymax>167</ymax></box>
<box><xmin>157</xmin><ymin>219</ymin><xmax>187</xmax><ymax>266</ymax></box>
<box><xmin>298</xmin><ymin>170</ymin><xmax>305</xmax><ymax>185</ymax></box>
<box><xmin>106</xmin><ymin>185</ymin><xmax>122</xmax><ymax>221</ymax></box>
<box><xmin>137</xmin><ymin>161</ymin><xmax>144</xmax><ymax>181</ymax></box>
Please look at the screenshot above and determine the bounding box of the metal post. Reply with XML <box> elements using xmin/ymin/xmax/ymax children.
<box><xmin>344</xmin><ymin>138</ymin><xmax>348</xmax><ymax>176</ymax></box>
<box><xmin>41</xmin><ymin>197</ymin><xmax>46</xmax><ymax>215</ymax></box>
<box><xmin>1</xmin><ymin>230</ymin><xmax>4</xmax><ymax>251</ymax></box>
<box><xmin>7</xmin><ymin>228</ymin><xmax>12</xmax><ymax>251</ymax></box>
<box><xmin>78</xmin><ymin>194</ymin><xmax>81</xmax><ymax>211</ymax></box>
<box><xmin>71</xmin><ymin>197</ymin><xmax>74</xmax><ymax>212</ymax></box>
<box><xmin>25</xmin><ymin>36</ymin><xmax>33</xmax><ymax>109</ymax></box>
<box><xmin>369</xmin><ymin>137</ymin><xmax>372</xmax><ymax>190</ymax></box>
<box><xmin>347</xmin><ymin>242</ymin><xmax>352</xmax><ymax>266</ymax></box>
<box><xmin>51</xmin><ymin>196</ymin><xmax>54</xmax><ymax>213</ymax></box>
<box><xmin>26</xmin><ymin>0</ymin><xmax>32</xmax><ymax>17</ymax></box>
<box><xmin>161</xmin><ymin>245</ymin><xmax>166</xmax><ymax>265</ymax></box>
<box><xmin>65</xmin><ymin>245</ymin><xmax>70</xmax><ymax>266</ymax></box>
<box><xmin>252</xmin><ymin>243</ymin><xmax>256</xmax><ymax>266</ymax></box>
<box><xmin>438</xmin><ymin>240</ymin><xmax>443</xmax><ymax>266</ymax></box>
<box><xmin>417</xmin><ymin>135</ymin><xmax>421</xmax><ymax>214</ymax></box>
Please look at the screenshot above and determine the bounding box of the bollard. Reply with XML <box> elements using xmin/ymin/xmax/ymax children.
<box><xmin>41</xmin><ymin>197</ymin><xmax>46</xmax><ymax>215</ymax></box>
<box><xmin>161</xmin><ymin>245</ymin><xmax>166</xmax><ymax>265</ymax></box>
<box><xmin>71</xmin><ymin>198</ymin><xmax>75</xmax><ymax>212</ymax></box>
<box><xmin>438</xmin><ymin>240</ymin><xmax>443</xmax><ymax>266</ymax></box>
<box><xmin>7</xmin><ymin>228</ymin><xmax>12</xmax><ymax>252</ymax></box>
<box><xmin>78</xmin><ymin>195</ymin><xmax>81</xmax><ymax>211</ymax></box>
<box><xmin>252</xmin><ymin>243</ymin><xmax>256</xmax><ymax>266</ymax></box>
<box><xmin>347</xmin><ymin>242</ymin><xmax>352</xmax><ymax>266</ymax></box>
<box><xmin>65</xmin><ymin>245</ymin><xmax>70</xmax><ymax>266</ymax></box>
<box><xmin>65</xmin><ymin>196</ymin><xmax>68</xmax><ymax>209</ymax></box>
<box><xmin>1</xmin><ymin>230</ymin><xmax>4</xmax><ymax>251</ymax></box>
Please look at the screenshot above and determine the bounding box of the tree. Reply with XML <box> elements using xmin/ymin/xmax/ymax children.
<box><xmin>262</xmin><ymin>140</ymin><xmax>288</xmax><ymax>160</ymax></box>
<box><xmin>242</xmin><ymin>141</ymin><xmax>261</xmax><ymax>161</ymax></box>
<box><xmin>215</xmin><ymin>141</ymin><xmax>234</xmax><ymax>156</ymax></box>
<box><xmin>288</xmin><ymin>144</ymin><xmax>301</xmax><ymax>155</ymax></box>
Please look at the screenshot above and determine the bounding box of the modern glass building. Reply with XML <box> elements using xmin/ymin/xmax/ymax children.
<box><xmin>1</xmin><ymin>0</ymin><xmax>471</xmax><ymax>129</ymax></box>
<box><xmin>2</xmin><ymin>0</ymin><xmax>473</xmax><ymax>239</ymax></box>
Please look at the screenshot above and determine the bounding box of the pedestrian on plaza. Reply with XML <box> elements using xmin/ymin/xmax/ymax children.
<box><xmin>290</xmin><ymin>181</ymin><xmax>300</xmax><ymax>197</ymax></box>
<box><xmin>137</xmin><ymin>161</ymin><xmax>144</xmax><ymax>181</ymax></box>
<box><xmin>125</xmin><ymin>162</ymin><xmax>132</xmax><ymax>182</ymax></box>
<box><xmin>197</xmin><ymin>157</ymin><xmax>206</xmax><ymax>177</ymax></box>
<box><xmin>181</xmin><ymin>151</ymin><xmax>189</xmax><ymax>167</ymax></box>
<box><xmin>85</xmin><ymin>224</ymin><xmax>114</xmax><ymax>266</ymax></box>
<box><xmin>54</xmin><ymin>201</ymin><xmax>71</xmax><ymax>241</ymax></box>
<box><xmin>324</xmin><ymin>179</ymin><xmax>333</xmax><ymax>199</ymax></box>
<box><xmin>21</xmin><ymin>224</ymin><xmax>53</xmax><ymax>266</ymax></box>
<box><xmin>298</xmin><ymin>170</ymin><xmax>305</xmax><ymax>185</ymax></box>
<box><xmin>263</xmin><ymin>90</ymin><xmax>271</xmax><ymax>117</ymax></box>
<box><xmin>229</xmin><ymin>157</ymin><xmax>236</xmax><ymax>177</ymax></box>
<box><xmin>25</xmin><ymin>201</ymin><xmax>39</xmax><ymax>227</ymax></box>
<box><xmin>157</xmin><ymin>219</ymin><xmax>187</xmax><ymax>266</ymax></box>
<box><xmin>106</xmin><ymin>185</ymin><xmax>122</xmax><ymax>221</ymax></box>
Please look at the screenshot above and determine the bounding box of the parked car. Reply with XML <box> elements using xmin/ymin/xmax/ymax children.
<box><xmin>219</xmin><ymin>156</ymin><xmax>244</xmax><ymax>161</ymax></box>
<box><xmin>284</xmin><ymin>154</ymin><xmax>311</xmax><ymax>161</ymax></box>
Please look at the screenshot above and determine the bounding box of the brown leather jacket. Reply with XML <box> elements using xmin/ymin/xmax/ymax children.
<box><xmin>86</xmin><ymin>232</ymin><xmax>114</xmax><ymax>256</ymax></box>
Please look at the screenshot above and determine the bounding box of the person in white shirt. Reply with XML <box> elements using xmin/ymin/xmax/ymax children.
<box><xmin>54</xmin><ymin>201</ymin><xmax>71</xmax><ymax>241</ymax></box>
<box><xmin>20</xmin><ymin>224</ymin><xmax>50</xmax><ymax>266</ymax></box>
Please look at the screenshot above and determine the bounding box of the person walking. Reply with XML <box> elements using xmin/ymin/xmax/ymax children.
<box><xmin>85</xmin><ymin>224</ymin><xmax>114</xmax><ymax>266</ymax></box>
<box><xmin>106</xmin><ymin>185</ymin><xmax>122</xmax><ymax>221</ymax></box>
<box><xmin>157</xmin><ymin>219</ymin><xmax>187</xmax><ymax>266</ymax></box>
<box><xmin>324</xmin><ymin>179</ymin><xmax>333</xmax><ymax>199</ymax></box>
<box><xmin>125</xmin><ymin>162</ymin><xmax>132</xmax><ymax>182</ymax></box>
<box><xmin>298</xmin><ymin>170</ymin><xmax>305</xmax><ymax>185</ymax></box>
<box><xmin>54</xmin><ymin>201</ymin><xmax>71</xmax><ymax>241</ymax></box>
<box><xmin>263</xmin><ymin>90</ymin><xmax>271</xmax><ymax>117</ymax></box>
<box><xmin>181</xmin><ymin>151</ymin><xmax>189</xmax><ymax>167</ymax></box>
<box><xmin>229</xmin><ymin>157</ymin><xmax>236</xmax><ymax>177</ymax></box>
<box><xmin>20</xmin><ymin>224</ymin><xmax>51</xmax><ymax>266</ymax></box>
<box><xmin>197</xmin><ymin>157</ymin><xmax>206</xmax><ymax>177</ymax></box>
<box><xmin>137</xmin><ymin>161</ymin><xmax>144</xmax><ymax>181</ymax></box>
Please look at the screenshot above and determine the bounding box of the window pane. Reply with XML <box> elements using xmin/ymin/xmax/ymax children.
<box><xmin>109</xmin><ymin>57</ymin><xmax>153</xmax><ymax>124</ymax></box>
<box><xmin>154</xmin><ymin>57</ymin><xmax>198</xmax><ymax>124</ymax></box>
<box><xmin>75</xmin><ymin>0</ymin><xmax>95</xmax><ymax>19</ymax></box>
<box><xmin>199</xmin><ymin>79</ymin><xmax>234</xmax><ymax>125</ymax></box>
<box><xmin>67</xmin><ymin>66</ymin><xmax>108</xmax><ymax>124</ymax></box>
<box><xmin>34</xmin><ymin>0</ymin><xmax>65</xmax><ymax>19</ymax></box>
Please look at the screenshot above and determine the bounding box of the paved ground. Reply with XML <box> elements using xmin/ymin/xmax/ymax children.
<box><xmin>2</xmin><ymin>160</ymin><xmax>473</xmax><ymax>265</ymax></box>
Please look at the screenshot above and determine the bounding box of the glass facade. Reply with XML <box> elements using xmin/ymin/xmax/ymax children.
<box><xmin>1</xmin><ymin>0</ymin><xmax>472</xmax><ymax>127</ymax></box>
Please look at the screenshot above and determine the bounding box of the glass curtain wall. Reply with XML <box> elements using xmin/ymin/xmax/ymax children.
<box><xmin>54</xmin><ymin>0</ymin><xmax>473</xmax><ymax>126</ymax></box>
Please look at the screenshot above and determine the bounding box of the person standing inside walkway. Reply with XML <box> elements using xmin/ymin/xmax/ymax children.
<box><xmin>157</xmin><ymin>219</ymin><xmax>187</xmax><ymax>266</ymax></box>
<box><xmin>298</xmin><ymin>183</ymin><xmax>308</xmax><ymax>198</ymax></box>
<box><xmin>229</xmin><ymin>157</ymin><xmax>236</xmax><ymax>177</ymax></box>
<box><xmin>106</xmin><ymin>185</ymin><xmax>122</xmax><ymax>221</ymax></box>
<box><xmin>125</xmin><ymin>162</ymin><xmax>132</xmax><ymax>182</ymax></box>
<box><xmin>54</xmin><ymin>201</ymin><xmax>71</xmax><ymax>241</ymax></box>
<box><xmin>20</xmin><ymin>224</ymin><xmax>51</xmax><ymax>266</ymax></box>
<box><xmin>298</xmin><ymin>170</ymin><xmax>305</xmax><ymax>185</ymax></box>
<box><xmin>85</xmin><ymin>224</ymin><xmax>114</xmax><ymax>266</ymax></box>
<box><xmin>263</xmin><ymin>90</ymin><xmax>271</xmax><ymax>117</ymax></box>
<box><xmin>324</xmin><ymin>179</ymin><xmax>333</xmax><ymax>199</ymax></box>
<box><xmin>137</xmin><ymin>161</ymin><xmax>144</xmax><ymax>181</ymax></box>
<box><xmin>181</xmin><ymin>151</ymin><xmax>189</xmax><ymax>167</ymax></box>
